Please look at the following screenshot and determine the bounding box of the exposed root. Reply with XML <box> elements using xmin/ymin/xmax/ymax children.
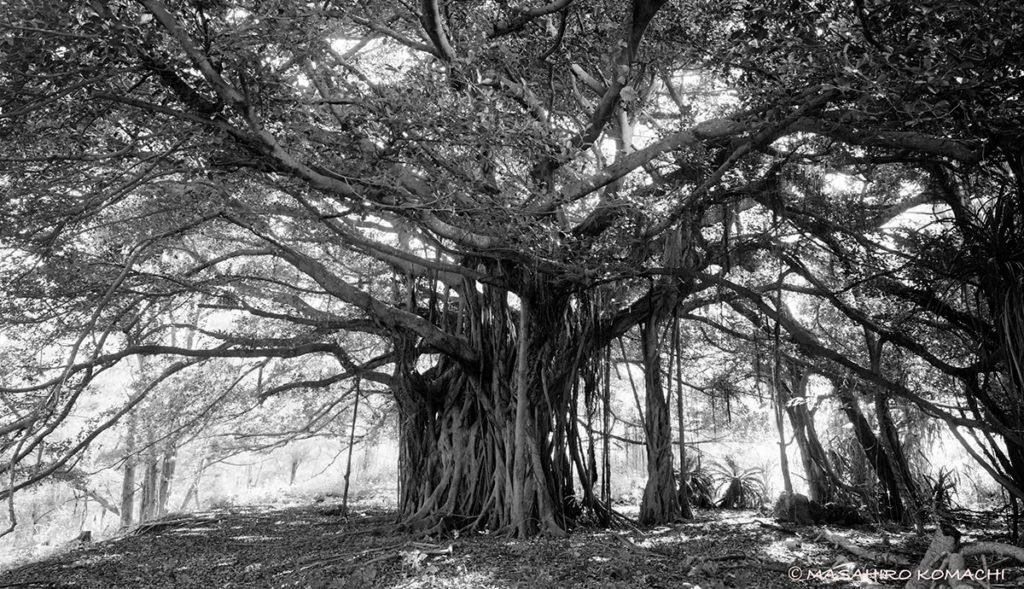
<box><xmin>905</xmin><ymin>526</ymin><xmax>1024</xmax><ymax>589</ymax></box>
<box><xmin>814</xmin><ymin>529</ymin><xmax>911</xmax><ymax>567</ymax></box>
<box><xmin>132</xmin><ymin>514</ymin><xmax>219</xmax><ymax>536</ymax></box>
<box><xmin>612</xmin><ymin>533</ymin><xmax>670</xmax><ymax>559</ymax></box>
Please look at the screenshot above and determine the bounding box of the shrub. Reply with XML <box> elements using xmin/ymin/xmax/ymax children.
<box><xmin>709</xmin><ymin>456</ymin><xmax>766</xmax><ymax>509</ymax></box>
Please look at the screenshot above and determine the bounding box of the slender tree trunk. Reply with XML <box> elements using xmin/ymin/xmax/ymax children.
<box><xmin>585</xmin><ymin>380</ymin><xmax>600</xmax><ymax>506</ymax></box>
<box><xmin>511</xmin><ymin>295</ymin><xmax>533</xmax><ymax>537</ymax></box>
<box><xmin>178</xmin><ymin>453</ymin><xmax>206</xmax><ymax>512</ymax></box>
<box><xmin>673</xmin><ymin>319</ymin><xmax>692</xmax><ymax>518</ymax></box>
<box><xmin>601</xmin><ymin>346</ymin><xmax>612</xmax><ymax>511</ymax></box>
<box><xmin>140</xmin><ymin>453</ymin><xmax>159</xmax><ymax>523</ymax></box>
<box><xmin>1007</xmin><ymin>446</ymin><xmax>1024</xmax><ymax>535</ymax></box>
<box><xmin>137</xmin><ymin>415</ymin><xmax>166</xmax><ymax>522</ymax></box>
<box><xmin>578</xmin><ymin>369</ymin><xmax>600</xmax><ymax>510</ymax></box>
<box><xmin>157</xmin><ymin>447</ymin><xmax>175</xmax><ymax>517</ymax></box>
<box><xmin>341</xmin><ymin>387</ymin><xmax>360</xmax><ymax>514</ymax></box>
<box><xmin>1011</xmin><ymin>493</ymin><xmax>1020</xmax><ymax>541</ymax></box>
<box><xmin>774</xmin><ymin>384</ymin><xmax>794</xmax><ymax>496</ymax></box>
<box><xmin>566</xmin><ymin>359</ymin><xmax>612</xmax><ymax>525</ymax></box>
<box><xmin>639</xmin><ymin>317</ymin><xmax>679</xmax><ymax>525</ymax></box>
<box><xmin>120</xmin><ymin>413</ymin><xmax>137</xmax><ymax>529</ymax></box>
<box><xmin>637</xmin><ymin>225</ymin><xmax>696</xmax><ymax>525</ymax></box>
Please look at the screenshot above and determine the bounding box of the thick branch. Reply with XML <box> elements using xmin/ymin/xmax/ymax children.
<box><xmin>790</xmin><ymin>117</ymin><xmax>982</xmax><ymax>163</ymax></box>
<box><xmin>491</xmin><ymin>0</ymin><xmax>575</xmax><ymax>38</ymax></box>
<box><xmin>534</xmin><ymin>117</ymin><xmax>745</xmax><ymax>214</ymax></box>
<box><xmin>273</xmin><ymin>246</ymin><xmax>478</xmax><ymax>362</ymax></box>
<box><xmin>420</xmin><ymin>0</ymin><xmax>456</xmax><ymax>61</ymax></box>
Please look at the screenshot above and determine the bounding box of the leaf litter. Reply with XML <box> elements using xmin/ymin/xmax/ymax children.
<box><xmin>1</xmin><ymin>501</ymin><xmax>1021</xmax><ymax>588</ymax></box>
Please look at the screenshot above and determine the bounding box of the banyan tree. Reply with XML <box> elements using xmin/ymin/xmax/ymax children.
<box><xmin>2</xmin><ymin>0</ymin><xmax>1023</xmax><ymax>537</ymax></box>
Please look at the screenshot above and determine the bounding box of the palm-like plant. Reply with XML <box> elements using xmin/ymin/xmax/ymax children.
<box><xmin>680</xmin><ymin>456</ymin><xmax>715</xmax><ymax>509</ymax></box>
<box><xmin>709</xmin><ymin>456</ymin><xmax>766</xmax><ymax>509</ymax></box>
<box><xmin>923</xmin><ymin>467</ymin><xmax>961</xmax><ymax>518</ymax></box>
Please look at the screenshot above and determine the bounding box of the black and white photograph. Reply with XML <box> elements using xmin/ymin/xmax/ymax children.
<box><xmin>1</xmin><ymin>1</ymin><xmax>1023</xmax><ymax>587</ymax></box>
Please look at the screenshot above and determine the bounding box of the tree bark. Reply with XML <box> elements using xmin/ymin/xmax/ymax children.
<box><xmin>639</xmin><ymin>316</ymin><xmax>679</xmax><ymax>525</ymax></box>
<box><xmin>836</xmin><ymin>385</ymin><xmax>905</xmax><ymax>521</ymax></box>
<box><xmin>157</xmin><ymin>447</ymin><xmax>176</xmax><ymax>517</ymax></box>
<box><xmin>120</xmin><ymin>413</ymin><xmax>137</xmax><ymax>529</ymax></box>
<box><xmin>874</xmin><ymin>392</ymin><xmax>921</xmax><ymax>525</ymax></box>
<box><xmin>638</xmin><ymin>226</ymin><xmax>693</xmax><ymax>525</ymax></box>
<box><xmin>773</xmin><ymin>378</ymin><xmax>794</xmax><ymax>496</ymax></box>
<box><xmin>140</xmin><ymin>453</ymin><xmax>159</xmax><ymax>523</ymax></box>
<box><xmin>341</xmin><ymin>387</ymin><xmax>360</xmax><ymax>514</ymax></box>
<box><xmin>178</xmin><ymin>453</ymin><xmax>205</xmax><ymax>512</ymax></box>
<box><xmin>673</xmin><ymin>320</ymin><xmax>693</xmax><ymax>519</ymax></box>
<box><xmin>866</xmin><ymin>333</ymin><xmax>921</xmax><ymax>525</ymax></box>
<box><xmin>511</xmin><ymin>295</ymin><xmax>533</xmax><ymax>537</ymax></box>
<box><xmin>782</xmin><ymin>368</ymin><xmax>834</xmax><ymax>503</ymax></box>
<box><xmin>392</xmin><ymin>283</ymin><xmax>581</xmax><ymax>537</ymax></box>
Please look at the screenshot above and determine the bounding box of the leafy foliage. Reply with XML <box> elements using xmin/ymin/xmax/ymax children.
<box><xmin>709</xmin><ymin>456</ymin><xmax>766</xmax><ymax>510</ymax></box>
<box><xmin>680</xmin><ymin>455</ymin><xmax>715</xmax><ymax>509</ymax></box>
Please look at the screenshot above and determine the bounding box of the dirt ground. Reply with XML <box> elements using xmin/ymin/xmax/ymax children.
<box><xmin>1</xmin><ymin>502</ymin><xmax>1021</xmax><ymax>588</ymax></box>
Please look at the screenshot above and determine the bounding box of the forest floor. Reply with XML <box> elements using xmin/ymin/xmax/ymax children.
<box><xmin>1</xmin><ymin>499</ymin><xmax>1021</xmax><ymax>589</ymax></box>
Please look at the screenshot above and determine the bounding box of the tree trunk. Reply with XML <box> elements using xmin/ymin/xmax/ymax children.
<box><xmin>874</xmin><ymin>392</ymin><xmax>921</xmax><ymax>525</ymax></box>
<box><xmin>178</xmin><ymin>453</ymin><xmax>206</xmax><ymax>512</ymax></box>
<box><xmin>639</xmin><ymin>316</ymin><xmax>679</xmax><ymax>525</ymax></box>
<box><xmin>139</xmin><ymin>453</ymin><xmax>159</xmax><ymax>523</ymax></box>
<box><xmin>774</xmin><ymin>379</ymin><xmax>794</xmax><ymax>496</ymax></box>
<box><xmin>601</xmin><ymin>346</ymin><xmax>612</xmax><ymax>512</ymax></box>
<box><xmin>341</xmin><ymin>387</ymin><xmax>360</xmax><ymax>514</ymax></box>
<box><xmin>836</xmin><ymin>385</ymin><xmax>905</xmax><ymax>521</ymax></box>
<box><xmin>1007</xmin><ymin>446</ymin><xmax>1024</xmax><ymax>536</ymax></box>
<box><xmin>782</xmin><ymin>369</ymin><xmax>834</xmax><ymax>503</ymax></box>
<box><xmin>673</xmin><ymin>320</ymin><xmax>693</xmax><ymax>519</ymax></box>
<box><xmin>157</xmin><ymin>447</ymin><xmax>176</xmax><ymax>517</ymax></box>
<box><xmin>391</xmin><ymin>284</ymin><xmax>584</xmax><ymax>537</ymax></box>
<box><xmin>120</xmin><ymin>413</ymin><xmax>137</xmax><ymax>529</ymax></box>
<box><xmin>511</xmin><ymin>295</ymin><xmax>534</xmax><ymax>537</ymax></box>
<box><xmin>866</xmin><ymin>333</ymin><xmax>921</xmax><ymax>525</ymax></box>
<box><xmin>1012</xmin><ymin>493</ymin><xmax>1020</xmax><ymax>541</ymax></box>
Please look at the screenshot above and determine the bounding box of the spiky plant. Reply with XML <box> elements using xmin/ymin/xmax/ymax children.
<box><xmin>680</xmin><ymin>455</ymin><xmax>715</xmax><ymax>509</ymax></box>
<box><xmin>709</xmin><ymin>456</ymin><xmax>766</xmax><ymax>509</ymax></box>
<box><xmin>923</xmin><ymin>467</ymin><xmax>961</xmax><ymax>519</ymax></box>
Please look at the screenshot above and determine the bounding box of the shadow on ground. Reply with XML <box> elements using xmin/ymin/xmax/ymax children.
<box><xmin>2</xmin><ymin>503</ymin><xmax>1020</xmax><ymax>588</ymax></box>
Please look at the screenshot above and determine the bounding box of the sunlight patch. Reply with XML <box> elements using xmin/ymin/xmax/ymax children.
<box><xmin>385</xmin><ymin>569</ymin><xmax>503</xmax><ymax>588</ymax></box>
<box><xmin>230</xmin><ymin>535</ymin><xmax>276</xmax><ymax>542</ymax></box>
<box><xmin>72</xmin><ymin>553</ymin><xmax>122</xmax><ymax>567</ymax></box>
